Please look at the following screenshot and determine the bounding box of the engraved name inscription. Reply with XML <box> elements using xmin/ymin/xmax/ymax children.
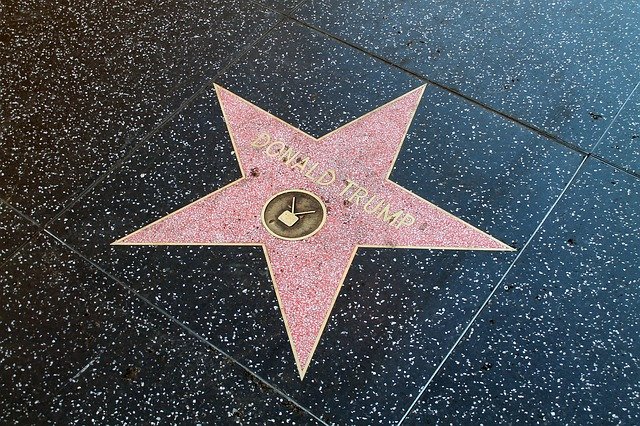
<box><xmin>251</xmin><ymin>132</ymin><xmax>415</xmax><ymax>229</ymax></box>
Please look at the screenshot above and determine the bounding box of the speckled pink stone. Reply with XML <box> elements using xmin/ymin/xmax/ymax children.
<box><xmin>117</xmin><ymin>85</ymin><xmax>512</xmax><ymax>376</ymax></box>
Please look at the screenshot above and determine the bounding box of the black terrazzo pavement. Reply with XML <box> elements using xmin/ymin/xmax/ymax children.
<box><xmin>0</xmin><ymin>234</ymin><xmax>321</xmax><ymax>424</ymax></box>
<box><xmin>296</xmin><ymin>0</ymin><xmax>639</xmax><ymax>151</ymax></box>
<box><xmin>404</xmin><ymin>158</ymin><xmax>640</xmax><ymax>425</ymax></box>
<box><xmin>255</xmin><ymin>0</ymin><xmax>305</xmax><ymax>13</ymax></box>
<box><xmin>1</xmin><ymin>0</ymin><xmax>638</xmax><ymax>424</ymax></box>
<box><xmin>1</xmin><ymin>0</ymin><xmax>279</xmax><ymax>223</ymax></box>
<box><xmin>594</xmin><ymin>83</ymin><xmax>640</xmax><ymax>175</ymax></box>
<box><xmin>0</xmin><ymin>201</ymin><xmax>37</xmax><ymax>264</ymax></box>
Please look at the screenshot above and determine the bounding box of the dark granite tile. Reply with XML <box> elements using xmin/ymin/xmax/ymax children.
<box><xmin>595</xmin><ymin>83</ymin><xmax>640</xmax><ymax>174</ymax></box>
<box><xmin>254</xmin><ymin>0</ymin><xmax>303</xmax><ymax>13</ymax></box>
<box><xmin>0</xmin><ymin>201</ymin><xmax>38</xmax><ymax>263</ymax></box>
<box><xmin>296</xmin><ymin>0</ymin><xmax>639</xmax><ymax>150</ymax></box>
<box><xmin>0</xmin><ymin>234</ymin><xmax>140</xmax><ymax>422</ymax></box>
<box><xmin>48</xmin><ymin>292</ymin><xmax>321</xmax><ymax>425</ymax></box>
<box><xmin>48</xmin><ymin>21</ymin><xmax>583</xmax><ymax>423</ymax></box>
<box><xmin>216</xmin><ymin>21</ymin><xmax>423</xmax><ymax>139</ymax></box>
<box><xmin>404</xmin><ymin>158</ymin><xmax>640</xmax><ymax>425</ymax></box>
<box><xmin>0</xmin><ymin>233</ymin><xmax>321</xmax><ymax>424</ymax></box>
<box><xmin>0</xmin><ymin>0</ymin><xmax>278</xmax><ymax>223</ymax></box>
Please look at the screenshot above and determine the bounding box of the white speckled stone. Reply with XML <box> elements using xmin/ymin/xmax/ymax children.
<box><xmin>0</xmin><ymin>235</ymin><xmax>321</xmax><ymax>424</ymax></box>
<box><xmin>0</xmin><ymin>0</ymin><xmax>279</xmax><ymax>223</ymax></box>
<box><xmin>405</xmin><ymin>158</ymin><xmax>640</xmax><ymax>425</ymax></box>
<box><xmin>48</xmin><ymin>22</ymin><xmax>584</xmax><ymax>424</ymax></box>
<box><xmin>297</xmin><ymin>0</ymin><xmax>640</xmax><ymax>150</ymax></box>
<box><xmin>595</xmin><ymin>85</ymin><xmax>640</xmax><ymax>174</ymax></box>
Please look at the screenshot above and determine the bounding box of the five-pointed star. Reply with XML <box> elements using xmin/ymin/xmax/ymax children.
<box><xmin>114</xmin><ymin>84</ymin><xmax>514</xmax><ymax>378</ymax></box>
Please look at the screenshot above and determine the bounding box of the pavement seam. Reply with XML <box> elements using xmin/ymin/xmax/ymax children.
<box><xmin>0</xmin><ymin>199</ymin><xmax>43</xmax><ymax>271</ymax></box>
<box><xmin>590</xmin><ymin>80</ymin><xmax>639</xmax><ymax>153</ymax></box>
<box><xmin>32</xmin><ymin>13</ymin><xmax>289</xmax><ymax>232</ymax></box>
<box><xmin>396</xmin><ymin>154</ymin><xmax>589</xmax><ymax>425</ymax></box>
<box><xmin>41</xmin><ymin>228</ymin><xmax>331</xmax><ymax>426</ymax></box>
<box><xmin>283</xmin><ymin>16</ymin><xmax>640</xmax><ymax>181</ymax></box>
<box><xmin>590</xmin><ymin>151</ymin><xmax>640</xmax><ymax>179</ymax></box>
<box><xmin>278</xmin><ymin>15</ymin><xmax>588</xmax><ymax>154</ymax></box>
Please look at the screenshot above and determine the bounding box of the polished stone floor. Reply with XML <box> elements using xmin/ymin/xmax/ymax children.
<box><xmin>1</xmin><ymin>0</ymin><xmax>638</xmax><ymax>424</ymax></box>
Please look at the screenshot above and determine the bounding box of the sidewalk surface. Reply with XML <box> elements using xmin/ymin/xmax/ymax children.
<box><xmin>1</xmin><ymin>0</ymin><xmax>638</xmax><ymax>424</ymax></box>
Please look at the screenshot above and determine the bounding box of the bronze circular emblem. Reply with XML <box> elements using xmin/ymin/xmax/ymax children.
<box><xmin>262</xmin><ymin>189</ymin><xmax>327</xmax><ymax>241</ymax></box>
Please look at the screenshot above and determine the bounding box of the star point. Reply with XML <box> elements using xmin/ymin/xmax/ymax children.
<box><xmin>114</xmin><ymin>84</ymin><xmax>513</xmax><ymax>378</ymax></box>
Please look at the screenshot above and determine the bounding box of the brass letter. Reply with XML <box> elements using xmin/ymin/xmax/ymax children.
<box><xmin>363</xmin><ymin>195</ymin><xmax>385</xmax><ymax>214</ymax></box>
<box><xmin>304</xmin><ymin>162</ymin><xmax>319</xmax><ymax>180</ymax></box>
<box><xmin>315</xmin><ymin>169</ymin><xmax>336</xmax><ymax>186</ymax></box>
<box><xmin>251</xmin><ymin>132</ymin><xmax>271</xmax><ymax>148</ymax></box>
<box><xmin>348</xmin><ymin>187</ymin><xmax>369</xmax><ymax>205</ymax></box>
<box><xmin>291</xmin><ymin>157</ymin><xmax>309</xmax><ymax>172</ymax></box>
<box><xmin>279</xmin><ymin>146</ymin><xmax>299</xmax><ymax>165</ymax></box>
<box><xmin>340</xmin><ymin>179</ymin><xmax>357</xmax><ymax>196</ymax></box>
<box><xmin>266</xmin><ymin>141</ymin><xmax>285</xmax><ymax>158</ymax></box>
<box><xmin>394</xmin><ymin>213</ymin><xmax>415</xmax><ymax>228</ymax></box>
<box><xmin>377</xmin><ymin>204</ymin><xmax>404</xmax><ymax>224</ymax></box>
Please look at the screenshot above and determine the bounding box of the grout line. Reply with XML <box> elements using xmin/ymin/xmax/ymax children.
<box><xmin>291</xmin><ymin>0</ymin><xmax>315</xmax><ymax>14</ymax></box>
<box><xmin>590</xmin><ymin>152</ymin><xmax>640</xmax><ymax>179</ymax></box>
<box><xmin>0</xmin><ymin>198</ymin><xmax>40</xmax><ymax>226</ymax></box>
<box><xmin>35</xmin><ymin>15</ymin><xmax>290</xmax><ymax>233</ymax></box>
<box><xmin>591</xmin><ymin>80</ymin><xmax>639</xmax><ymax>153</ymax></box>
<box><xmin>0</xmin><ymin>199</ymin><xmax>43</xmax><ymax>271</ymax></box>
<box><xmin>396</xmin><ymin>154</ymin><xmax>589</xmax><ymax>425</ymax></box>
<box><xmin>279</xmin><ymin>14</ymin><xmax>588</xmax><ymax>156</ymax></box>
<box><xmin>42</xmin><ymin>228</ymin><xmax>330</xmax><ymax>426</ymax></box>
<box><xmin>0</xmin><ymin>235</ymin><xmax>38</xmax><ymax>271</ymax></box>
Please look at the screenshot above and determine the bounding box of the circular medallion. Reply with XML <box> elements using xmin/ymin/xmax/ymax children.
<box><xmin>262</xmin><ymin>189</ymin><xmax>327</xmax><ymax>241</ymax></box>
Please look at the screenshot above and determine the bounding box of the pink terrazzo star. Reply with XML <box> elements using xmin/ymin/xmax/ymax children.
<box><xmin>114</xmin><ymin>84</ymin><xmax>514</xmax><ymax>378</ymax></box>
